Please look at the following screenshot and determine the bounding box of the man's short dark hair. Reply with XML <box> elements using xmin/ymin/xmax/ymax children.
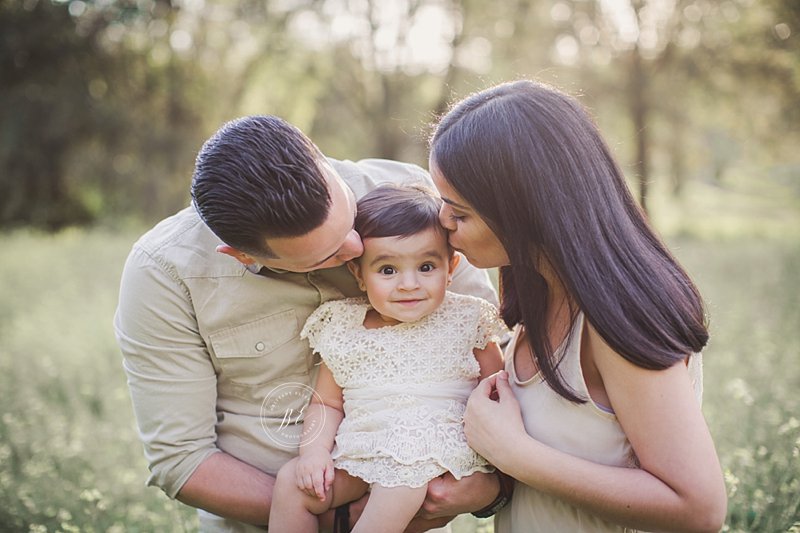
<box><xmin>191</xmin><ymin>115</ymin><xmax>331</xmax><ymax>257</ymax></box>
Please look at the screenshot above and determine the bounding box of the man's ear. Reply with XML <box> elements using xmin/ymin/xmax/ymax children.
<box><xmin>347</xmin><ymin>260</ymin><xmax>367</xmax><ymax>292</ymax></box>
<box><xmin>216</xmin><ymin>244</ymin><xmax>255</xmax><ymax>266</ymax></box>
<box><xmin>446</xmin><ymin>251</ymin><xmax>461</xmax><ymax>286</ymax></box>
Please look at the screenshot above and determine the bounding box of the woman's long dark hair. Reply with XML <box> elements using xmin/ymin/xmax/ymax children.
<box><xmin>430</xmin><ymin>80</ymin><xmax>708</xmax><ymax>403</ymax></box>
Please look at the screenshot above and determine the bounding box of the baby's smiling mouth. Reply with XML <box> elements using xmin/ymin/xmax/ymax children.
<box><xmin>395</xmin><ymin>298</ymin><xmax>424</xmax><ymax>305</ymax></box>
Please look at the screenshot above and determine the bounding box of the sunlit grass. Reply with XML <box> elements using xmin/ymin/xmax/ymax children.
<box><xmin>0</xmin><ymin>228</ymin><xmax>798</xmax><ymax>531</ymax></box>
<box><xmin>0</xmin><ymin>229</ymin><xmax>197</xmax><ymax>532</ymax></box>
<box><xmin>648</xmin><ymin>164</ymin><xmax>800</xmax><ymax>241</ymax></box>
<box><xmin>675</xmin><ymin>239</ymin><xmax>800</xmax><ymax>532</ymax></box>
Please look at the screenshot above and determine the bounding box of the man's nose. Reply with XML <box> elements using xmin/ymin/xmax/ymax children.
<box><xmin>337</xmin><ymin>230</ymin><xmax>364</xmax><ymax>262</ymax></box>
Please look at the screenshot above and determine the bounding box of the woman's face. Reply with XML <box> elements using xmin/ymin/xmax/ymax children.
<box><xmin>430</xmin><ymin>159</ymin><xmax>510</xmax><ymax>269</ymax></box>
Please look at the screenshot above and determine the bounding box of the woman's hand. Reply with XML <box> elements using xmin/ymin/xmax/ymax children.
<box><xmin>464</xmin><ymin>370</ymin><xmax>528</xmax><ymax>470</ymax></box>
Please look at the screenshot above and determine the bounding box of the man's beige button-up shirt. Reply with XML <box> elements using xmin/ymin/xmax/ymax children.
<box><xmin>114</xmin><ymin>159</ymin><xmax>498</xmax><ymax>512</ymax></box>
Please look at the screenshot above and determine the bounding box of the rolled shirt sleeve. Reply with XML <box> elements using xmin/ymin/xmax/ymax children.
<box><xmin>115</xmin><ymin>246</ymin><xmax>220</xmax><ymax>498</ymax></box>
<box><xmin>114</xmin><ymin>208</ymin><xmax>330</xmax><ymax>501</ymax></box>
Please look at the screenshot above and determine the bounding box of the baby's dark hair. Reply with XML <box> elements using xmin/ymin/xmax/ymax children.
<box><xmin>355</xmin><ymin>184</ymin><xmax>447</xmax><ymax>241</ymax></box>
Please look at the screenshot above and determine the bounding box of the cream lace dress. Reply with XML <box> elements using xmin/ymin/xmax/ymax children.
<box><xmin>301</xmin><ymin>291</ymin><xmax>508</xmax><ymax>488</ymax></box>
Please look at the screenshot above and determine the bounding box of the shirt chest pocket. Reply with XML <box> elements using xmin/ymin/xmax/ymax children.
<box><xmin>209</xmin><ymin>309</ymin><xmax>308</xmax><ymax>387</ymax></box>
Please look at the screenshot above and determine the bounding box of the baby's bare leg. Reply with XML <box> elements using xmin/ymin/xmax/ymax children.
<box><xmin>268</xmin><ymin>457</ymin><xmax>368</xmax><ymax>533</ymax></box>
<box><xmin>352</xmin><ymin>483</ymin><xmax>427</xmax><ymax>533</ymax></box>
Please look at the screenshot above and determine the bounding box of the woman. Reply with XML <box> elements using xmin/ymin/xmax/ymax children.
<box><xmin>428</xmin><ymin>80</ymin><xmax>727</xmax><ymax>532</ymax></box>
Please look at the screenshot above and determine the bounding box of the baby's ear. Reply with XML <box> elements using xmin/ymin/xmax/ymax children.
<box><xmin>447</xmin><ymin>251</ymin><xmax>460</xmax><ymax>285</ymax></box>
<box><xmin>347</xmin><ymin>260</ymin><xmax>367</xmax><ymax>291</ymax></box>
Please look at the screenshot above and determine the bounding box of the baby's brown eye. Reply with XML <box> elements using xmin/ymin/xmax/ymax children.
<box><xmin>380</xmin><ymin>266</ymin><xmax>396</xmax><ymax>275</ymax></box>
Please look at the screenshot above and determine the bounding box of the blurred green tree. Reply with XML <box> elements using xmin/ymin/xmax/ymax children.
<box><xmin>0</xmin><ymin>0</ymin><xmax>102</xmax><ymax>228</ymax></box>
<box><xmin>0</xmin><ymin>0</ymin><xmax>209</xmax><ymax>229</ymax></box>
<box><xmin>550</xmin><ymin>0</ymin><xmax>800</xmax><ymax>208</ymax></box>
<box><xmin>0</xmin><ymin>0</ymin><xmax>797</xmax><ymax>228</ymax></box>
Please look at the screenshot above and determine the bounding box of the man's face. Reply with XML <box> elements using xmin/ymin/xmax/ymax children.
<box><xmin>255</xmin><ymin>161</ymin><xmax>363</xmax><ymax>273</ymax></box>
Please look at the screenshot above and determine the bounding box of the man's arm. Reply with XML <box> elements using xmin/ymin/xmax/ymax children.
<box><xmin>115</xmin><ymin>246</ymin><xmax>273</xmax><ymax>523</ymax></box>
<box><xmin>178</xmin><ymin>453</ymin><xmax>274</xmax><ymax>525</ymax></box>
<box><xmin>179</xmin><ymin>453</ymin><xmax>360</xmax><ymax>528</ymax></box>
<box><xmin>402</xmin><ymin>471</ymin><xmax>505</xmax><ymax>533</ymax></box>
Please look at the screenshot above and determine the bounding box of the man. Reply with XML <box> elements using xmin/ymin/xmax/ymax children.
<box><xmin>115</xmin><ymin>116</ymin><xmax>509</xmax><ymax>531</ymax></box>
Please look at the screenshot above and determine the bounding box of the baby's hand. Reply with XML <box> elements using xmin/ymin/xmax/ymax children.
<box><xmin>296</xmin><ymin>447</ymin><xmax>335</xmax><ymax>501</ymax></box>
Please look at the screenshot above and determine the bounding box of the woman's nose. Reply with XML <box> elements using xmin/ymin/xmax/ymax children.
<box><xmin>439</xmin><ymin>205</ymin><xmax>456</xmax><ymax>231</ymax></box>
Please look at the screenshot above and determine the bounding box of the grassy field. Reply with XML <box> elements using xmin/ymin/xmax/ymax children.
<box><xmin>0</xmin><ymin>228</ymin><xmax>798</xmax><ymax>532</ymax></box>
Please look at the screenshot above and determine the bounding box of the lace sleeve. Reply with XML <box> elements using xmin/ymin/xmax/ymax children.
<box><xmin>473</xmin><ymin>298</ymin><xmax>509</xmax><ymax>349</ymax></box>
<box><xmin>300</xmin><ymin>301</ymin><xmax>337</xmax><ymax>350</ymax></box>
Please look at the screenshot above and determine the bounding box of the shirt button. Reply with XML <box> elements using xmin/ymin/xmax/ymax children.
<box><xmin>255</xmin><ymin>342</ymin><xmax>266</xmax><ymax>352</ymax></box>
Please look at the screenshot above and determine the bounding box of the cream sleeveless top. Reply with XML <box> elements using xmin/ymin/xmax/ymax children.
<box><xmin>494</xmin><ymin>313</ymin><xmax>703</xmax><ymax>533</ymax></box>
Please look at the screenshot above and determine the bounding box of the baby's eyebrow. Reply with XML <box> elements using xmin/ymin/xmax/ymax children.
<box><xmin>368</xmin><ymin>253</ymin><xmax>396</xmax><ymax>267</ymax></box>
<box><xmin>368</xmin><ymin>249</ymin><xmax>446</xmax><ymax>267</ymax></box>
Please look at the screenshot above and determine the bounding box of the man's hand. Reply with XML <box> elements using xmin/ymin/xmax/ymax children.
<box><xmin>403</xmin><ymin>470</ymin><xmax>501</xmax><ymax>532</ymax></box>
<box><xmin>295</xmin><ymin>447</ymin><xmax>335</xmax><ymax>501</ymax></box>
<box><xmin>423</xmin><ymin>471</ymin><xmax>500</xmax><ymax>517</ymax></box>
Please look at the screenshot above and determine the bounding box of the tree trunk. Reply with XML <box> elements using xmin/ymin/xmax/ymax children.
<box><xmin>629</xmin><ymin>44</ymin><xmax>649</xmax><ymax>214</ymax></box>
<box><xmin>669</xmin><ymin>111</ymin><xmax>687</xmax><ymax>197</ymax></box>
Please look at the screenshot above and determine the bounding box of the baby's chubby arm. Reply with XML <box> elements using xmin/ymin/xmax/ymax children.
<box><xmin>474</xmin><ymin>342</ymin><xmax>504</xmax><ymax>380</ymax></box>
<box><xmin>296</xmin><ymin>363</ymin><xmax>344</xmax><ymax>501</ymax></box>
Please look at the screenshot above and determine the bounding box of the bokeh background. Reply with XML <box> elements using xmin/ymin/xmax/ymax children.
<box><xmin>1</xmin><ymin>0</ymin><xmax>798</xmax><ymax>531</ymax></box>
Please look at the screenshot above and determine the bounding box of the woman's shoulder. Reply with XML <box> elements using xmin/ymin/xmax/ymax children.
<box><xmin>583</xmin><ymin>316</ymin><xmax>702</xmax><ymax>403</ymax></box>
<box><xmin>581</xmin><ymin>317</ymin><xmax>622</xmax><ymax>367</ymax></box>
